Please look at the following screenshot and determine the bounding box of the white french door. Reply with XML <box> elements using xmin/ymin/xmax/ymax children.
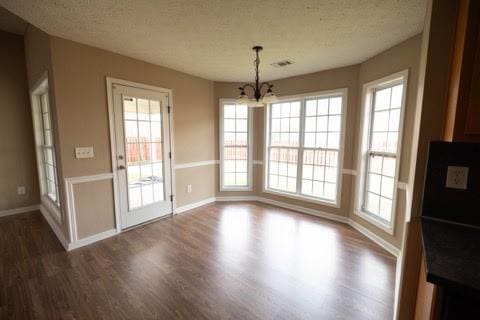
<box><xmin>112</xmin><ymin>84</ymin><xmax>173</xmax><ymax>229</ymax></box>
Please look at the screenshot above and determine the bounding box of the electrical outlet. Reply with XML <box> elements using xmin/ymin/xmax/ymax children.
<box><xmin>17</xmin><ymin>186</ymin><xmax>26</xmax><ymax>195</ymax></box>
<box><xmin>446</xmin><ymin>166</ymin><xmax>469</xmax><ymax>190</ymax></box>
<box><xmin>186</xmin><ymin>184</ymin><xmax>192</xmax><ymax>193</ymax></box>
<box><xmin>75</xmin><ymin>147</ymin><xmax>94</xmax><ymax>159</ymax></box>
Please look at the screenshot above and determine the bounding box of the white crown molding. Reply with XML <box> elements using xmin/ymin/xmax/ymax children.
<box><xmin>0</xmin><ymin>204</ymin><xmax>40</xmax><ymax>218</ymax></box>
<box><xmin>175</xmin><ymin>160</ymin><xmax>219</xmax><ymax>169</ymax></box>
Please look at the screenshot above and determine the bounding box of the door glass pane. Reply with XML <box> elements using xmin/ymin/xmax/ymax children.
<box><xmin>124</xmin><ymin>97</ymin><xmax>165</xmax><ymax>210</ymax></box>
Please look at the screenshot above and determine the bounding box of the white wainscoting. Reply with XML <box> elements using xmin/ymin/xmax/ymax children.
<box><xmin>64</xmin><ymin>173</ymin><xmax>119</xmax><ymax>250</ymax></box>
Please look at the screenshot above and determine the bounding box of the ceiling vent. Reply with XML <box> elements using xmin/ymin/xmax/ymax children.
<box><xmin>271</xmin><ymin>60</ymin><xmax>294</xmax><ymax>68</ymax></box>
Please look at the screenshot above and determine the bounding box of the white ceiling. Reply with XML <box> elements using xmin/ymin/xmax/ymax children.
<box><xmin>0</xmin><ymin>0</ymin><xmax>426</xmax><ymax>82</ymax></box>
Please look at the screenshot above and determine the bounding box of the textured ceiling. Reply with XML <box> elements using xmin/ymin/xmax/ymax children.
<box><xmin>0</xmin><ymin>6</ymin><xmax>27</xmax><ymax>35</ymax></box>
<box><xmin>0</xmin><ymin>0</ymin><xmax>426</xmax><ymax>82</ymax></box>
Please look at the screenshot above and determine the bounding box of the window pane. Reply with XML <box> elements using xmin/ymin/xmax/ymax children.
<box><xmin>137</xmin><ymin>99</ymin><xmax>150</xmax><ymax>120</ymax></box>
<box><xmin>124</xmin><ymin>97</ymin><xmax>137</xmax><ymax>120</ymax></box>
<box><xmin>391</xmin><ymin>85</ymin><xmax>403</xmax><ymax>109</ymax></box>
<box><xmin>329</xmin><ymin>97</ymin><xmax>342</xmax><ymax>114</ymax></box>
<box><xmin>373</xmin><ymin>110</ymin><xmax>389</xmax><ymax>132</ymax></box>
<box><xmin>374</xmin><ymin>88</ymin><xmax>391</xmax><ymax>111</ymax></box>
<box><xmin>382</xmin><ymin>157</ymin><xmax>396</xmax><ymax>177</ymax></box>
<box><xmin>224</xmin><ymin>104</ymin><xmax>236</xmax><ymax>118</ymax></box>
<box><xmin>150</xmin><ymin>101</ymin><xmax>161</xmax><ymax>121</ymax></box>
<box><xmin>306</xmin><ymin>100</ymin><xmax>317</xmax><ymax>116</ymax></box>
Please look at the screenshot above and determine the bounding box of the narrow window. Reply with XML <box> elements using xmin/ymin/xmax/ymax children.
<box><xmin>357</xmin><ymin>71</ymin><xmax>408</xmax><ymax>230</ymax></box>
<box><xmin>220</xmin><ymin>101</ymin><xmax>252</xmax><ymax>190</ymax></box>
<box><xmin>265</xmin><ymin>90</ymin><xmax>347</xmax><ymax>206</ymax></box>
<box><xmin>32</xmin><ymin>79</ymin><xmax>60</xmax><ymax>207</ymax></box>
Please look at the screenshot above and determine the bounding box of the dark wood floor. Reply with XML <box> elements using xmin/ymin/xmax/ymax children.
<box><xmin>0</xmin><ymin>202</ymin><xmax>396</xmax><ymax>320</ymax></box>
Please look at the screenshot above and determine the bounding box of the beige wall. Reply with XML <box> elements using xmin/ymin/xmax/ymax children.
<box><xmin>73</xmin><ymin>179</ymin><xmax>115</xmax><ymax>239</ymax></box>
<box><xmin>215</xmin><ymin>35</ymin><xmax>422</xmax><ymax>249</ymax></box>
<box><xmin>45</xmin><ymin>35</ymin><xmax>215</xmax><ymax>238</ymax></box>
<box><xmin>0</xmin><ymin>30</ymin><xmax>39</xmax><ymax>211</ymax></box>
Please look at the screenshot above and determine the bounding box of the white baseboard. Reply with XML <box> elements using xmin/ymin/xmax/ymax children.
<box><xmin>347</xmin><ymin>219</ymin><xmax>400</xmax><ymax>257</ymax></box>
<box><xmin>39</xmin><ymin>204</ymin><xmax>70</xmax><ymax>251</ymax></box>
<box><xmin>257</xmin><ymin>197</ymin><xmax>349</xmax><ymax>224</ymax></box>
<box><xmin>175</xmin><ymin>197</ymin><xmax>216</xmax><ymax>213</ymax></box>
<box><xmin>174</xmin><ymin>195</ymin><xmax>399</xmax><ymax>257</ymax></box>
<box><xmin>33</xmin><ymin>192</ymin><xmax>400</xmax><ymax>257</ymax></box>
<box><xmin>68</xmin><ymin>229</ymin><xmax>118</xmax><ymax>250</ymax></box>
<box><xmin>0</xmin><ymin>204</ymin><xmax>40</xmax><ymax>217</ymax></box>
<box><xmin>215</xmin><ymin>196</ymin><xmax>257</xmax><ymax>202</ymax></box>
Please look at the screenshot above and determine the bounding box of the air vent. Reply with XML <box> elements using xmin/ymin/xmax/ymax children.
<box><xmin>271</xmin><ymin>60</ymin><xmax>294</xmax><ymax>68</ymax></box>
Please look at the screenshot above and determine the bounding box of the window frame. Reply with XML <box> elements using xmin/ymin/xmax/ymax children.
<box><xmin>30</xmin><ymin>73</ymin><xmax>62</xmax><ymax>219</ymax></box>
<box><xmin>263</xmin><ymin>89</ymin><xmax>348</xmax><ymax>208</ymax></box>
<box><xmin>354</xmin><ymin>70</ymin><xmax>409</xmax><ymax>234</ymax></box>
<box><xmin>219</xmin><ymin>99</ymin><xmax>253</xmax><ymax>191</ymax></box>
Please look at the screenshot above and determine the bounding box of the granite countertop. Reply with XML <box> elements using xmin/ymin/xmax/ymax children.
<box><xmin>421</xmin><ymin>218</ymin><xmax>480</xmax><ymax>295</ymax></box>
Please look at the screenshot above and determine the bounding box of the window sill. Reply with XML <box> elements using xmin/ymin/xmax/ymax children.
<box><xmin>354</xmin><ymin>209</ymin><xmax>394</xmax><ymax>235</ymax></box>
<box><xmin>262</xmin><ymin>188</ymin><xmax>340</xmax><ymax>208</ymax></box>
<box><xmin>220</xmin><ymin>186</ymin><xmax>253</xmax><ymax>192</ymax></box>
<box><xmin>41</xmin><ymin>195</ymin><xmax>62</xmax><ymax>224</ymax></box>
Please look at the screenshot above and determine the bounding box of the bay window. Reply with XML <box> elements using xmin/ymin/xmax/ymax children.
<box><xmin>265</xmin><ymin>90</ymin><xmax>347</xmax><ymax>206</ymax></box>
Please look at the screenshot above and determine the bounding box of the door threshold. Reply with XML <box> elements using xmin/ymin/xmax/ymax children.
<box><xmin>121</xmin><ymin>212</ymin><xmax>173</xmax><ymax>232</ymax></box>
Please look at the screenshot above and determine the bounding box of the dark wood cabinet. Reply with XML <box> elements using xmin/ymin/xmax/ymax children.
<box><xmin>445</xmin><ymin>0</ymin><xmax>480</xmax><ymax>140</ymax></box>
<box><xmin>465</xmin><ymin>18</ymin><xmax>480</xmax><ymax>134</ymax></box>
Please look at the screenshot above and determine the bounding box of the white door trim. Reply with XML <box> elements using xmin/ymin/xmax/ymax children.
<box><xmin>106</xmin><ymin>77</ymin><xmax>176</xmax><ymax>231</ymax></box>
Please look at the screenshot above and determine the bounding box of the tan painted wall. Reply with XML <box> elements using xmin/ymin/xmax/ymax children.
<box><xmin>214</xmin><ymin>35</ymin><xmax>422</xmax><ymax>250</ymax></box>
<box><xmin>73</xmin><ymin>179</ymin><xmax>116</xmax><ymax>238</ymax></box>
<box><xmin>45</xmin><ymin>36</ymin><xmax>215</xmax><ymax>238</ymax></box>
<box><xmin>0</xmin><ymin>30</ymin><xmax>39</xmax><ymax>211</ymax></box>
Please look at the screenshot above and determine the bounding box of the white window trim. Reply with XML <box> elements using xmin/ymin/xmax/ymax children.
<box><xmin>354</xmin><ymin>69</ymin><xmax>409</xmax><ymax>234</ymax></box>
<box><xmin>262</xmin><ymin>89</ymin><xmax>348</xmax><ymax>208</ymax></box>
<box><xmin>219</xmin><ymin>99</ymin><xmax>253</xmax><ymax>191</ymax></box>
<box><xmin>30</xmin><ymin>72</ymin><xmax>62</xmax><ymax>222</ymax></box>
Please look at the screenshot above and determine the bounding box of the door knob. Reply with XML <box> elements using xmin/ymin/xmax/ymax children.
<box><xmin>118</xmin><ymin>165</ymin><xmax>126</xmax><ymax>170</ymax></box>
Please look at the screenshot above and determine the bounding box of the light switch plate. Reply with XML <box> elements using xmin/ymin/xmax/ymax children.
<box><xmin>446</xmin><ymin>166</ymin><xmax>469</xmax><ymax>190</ymax></box>
<box><xmin>186</xmin><ymin>184</ymin><xmax>192</xmax><ymax>193</ymax></box>
<box><xmin>75</xmin><ymin>147</ymin><xmax>94</xmax><ymax>159</ymax></box>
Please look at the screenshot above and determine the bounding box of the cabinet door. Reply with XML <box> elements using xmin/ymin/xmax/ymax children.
<box><xmin>465</xmin><ymin>28</ymin><xmax>480</xmax><ymax>134</ymax></box>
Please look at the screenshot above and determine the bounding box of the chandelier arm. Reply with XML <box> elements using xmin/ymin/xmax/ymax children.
<box><xmin>239</xmin><ymin>83</ymin><xmax>257</xmax><ymax>93</ymax></box>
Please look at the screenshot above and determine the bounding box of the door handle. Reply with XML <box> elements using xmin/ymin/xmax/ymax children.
<box><xmin>118</xmin><ymin>165</ymin><xmax>126</xmax><ymax>170</ymax></box>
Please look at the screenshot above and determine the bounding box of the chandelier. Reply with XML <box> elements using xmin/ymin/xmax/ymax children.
<box><xmin>236</xmin><ymin>46</ymin><xmax>278</xmax><ymax>107</ymax></box>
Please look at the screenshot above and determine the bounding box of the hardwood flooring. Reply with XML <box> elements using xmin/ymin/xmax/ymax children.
<box><xmin>0</xmin><ymin>202</ymin><xmax>396</xmax><ymax>319</ymax></box>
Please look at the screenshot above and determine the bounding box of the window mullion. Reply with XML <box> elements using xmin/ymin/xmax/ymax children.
<box><xmin>296</xmin><ymin>99</ymin><xmax>306</xmax><ymax>195</ymax></box>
